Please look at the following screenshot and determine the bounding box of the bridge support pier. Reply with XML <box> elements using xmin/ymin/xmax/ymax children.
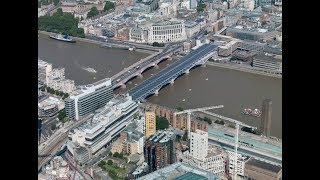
<box><xmin>155</xmin><ymin>65</ymin><xmax>159</xmax><ymax>69</ymax></box>
<box><xmin>170</xmin><ymin>79</ymin><xmax>174</xmax><ymax>85</ymax></box>
<box><xmin>185</xmin><ymin>69</ymin><xmax>190</xmax><ymax>74</ymax></box>
<box><xmin>121</xmin><ymin>84</ymin><xmax>126</xmax><ymax>89</ymax></box>
<box><xmin>167</xmin><ymin>57</ymin><xmax>172</xmax><ymax>61</ymax></box>
<box><xmin>155</xmin><ymin>90</ymin><xmax>159</xmax><ymax>96</ymax></box>
<box><xmin>138</xmin><ymin>74</ymin><xmax>143</xmax><ymax>79</ymax></box>
<box><xmin>201</xmin><ymin>63</ymin><xmax>206</xmax><ymax>67</ymax></box>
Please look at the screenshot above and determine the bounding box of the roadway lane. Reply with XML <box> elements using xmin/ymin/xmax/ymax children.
<box><xmin>127</xmin><ymin>43</ymin><xmax>216</xmax><ymax>100</ymax></box>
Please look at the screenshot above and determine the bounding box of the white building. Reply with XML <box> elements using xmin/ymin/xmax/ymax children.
<box><xmin>130</xmin><ymin>26</ymin><xmax>147</xmax><ymax>43</ymax></box>
<box><xmin>190</xmin><ymin>129</ymin><xmax>208</xmax><ymax>160</ymax></box>
<box><xmin>135</xmin><ymin>114</ymin><xmax>146</xmax><ymax>135</ymax></box>
<box><xmin>252</xmin><ymin>53</ymin><xmax>282</xmax><ymax>73</ymax></box>
<box><xmin>38</xmin><ymin>59</ymin><xmax>52</xmax><ymax>84</ymax></box>
<box><xmin>185</xmin><ymin>21</ymin><xmax>201</xmax><ymax>38</ymax></box>
<box><xmin>38</xmin><ymin>96</ymin><xmax>65</xmax><ymax>117</ymax></box>
<box><xmin>148</xmin><ymin>19</ymin><xmax>187</xmax><ymax>43</ymax></box>
<box><xmin>226</xmin><ymin>150</ymin><xmax>249</xmax><ymax>178</ymax></box>
<box><xmin>68</xmin><ymin>94</ymin><xmax>138</xmax><ymax>154</ymax></box>
<box><xmin>189</xmin><ymin>0</ymin><xmax>197</xmax><ymax>9</ymax></box>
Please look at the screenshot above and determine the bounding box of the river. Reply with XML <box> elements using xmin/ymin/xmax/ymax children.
<box><xmin>38</xmin><ymin>35</ymin><xmax>282</xmax><ymax>138</ymax></box>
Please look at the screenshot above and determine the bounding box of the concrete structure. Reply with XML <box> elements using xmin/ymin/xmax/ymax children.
<box><xmin>38</xmin><ymin>96</ymin><xmax>64</xmax><ymax>117</ymax></box>
<box><xmin>185</xmin><ymin>21</ymin><xmax>201</xmax><ymax>38</ymax></box>
<box><xmin>244</xmin><ymin>158</ymin><xmax>282</xmax><ymax>180</ymax></box>
<box><xmin>145</xmin><ymin>111</ymin><xmax>156</xmax><ymax>138</ymax></box>
<box><xmin>144</xmin><ymin>130</ymin><xmax>176</xmax><ymax>172</ymax></box>
<box><xmin>226</xmin><ymin>150</ymin><xmax>250</xmax><ymax>178</ymax></box>
<box><xmin>38</xmin><ymin>59</ymin><xmax>52</xmax><ymax>84</ymax></box>
<box><xmin>137</xmin><ymin>162</ymin><xmax>217</xmax><ymax>180</ymax></box>
<box><xmin>130</xmin><ymin>26</ymin><xmax>148</xmax><ymax>43</ymax></box>
<box><xmin>136</xmin><ymin>0</ymin><xmax>159</xmax><ymax>13</ymax></box>
<box><xmin>68</xmin><ymin>94</ymin><xmax>138</xmax><ymax>154</ymax></box>
<box><xmin>190</xmin><ymin>129</ymin><xmax>208</xmax><ymax>160</ymax></box>
<box><xmin>65</xmin><ymin>79</ymin><xmax>113</xmax><ymax>120</ymax></box>
<box><xmin>111</xmin><ymin>130</ymin><xmax>144</xmax><ymax>155</ymax></box>
<box><xmin>182</xmin><ymin>142</ymin><xmax>226</xmax><ymax>177</ymax></box>
<box><xmin>252</xmin><ymin>53</ymin><xmax>282</xmax><ymax>73</ymax></box>
<box><xmin>127</xmin><ymin>43</ymin><xmax>217</xmax><ymax>101</ymax></box>
<box><xmin>260</xmin><ymin>99</ymin><xmax>272</xmax><ymax>137</ymax></box>
<box><xmin>226</xmin><ymin>25</ymin><xmax>276</xmax><ymax>41</ymax></box>
<box><xmin>147</xmin><ymin>19</ymin><xmax>187</xmax><ymax>43</ymax></box>
<box><xmin>74</xmin><ymin>146</ymin><xmax>90</xmax><ymax>165</ymax></box>
<box><xmin>189</xmin><ymin>0</ymin><xmax>197</xmax><ymax>9</ymax></box>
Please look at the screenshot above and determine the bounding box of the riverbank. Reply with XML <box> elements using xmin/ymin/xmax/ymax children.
<box><xmin>206</xmin><ymin>61</ymin><xmax>282</xmax><ymax>79</ymax></box>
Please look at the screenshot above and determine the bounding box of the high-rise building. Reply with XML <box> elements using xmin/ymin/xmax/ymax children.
<box><xmin>260</xmin><ymin>99</ymin><xmax>272</xmax><ymax>137</ymax></box>
<box><xmin>67</xmin><ymin>94</ymin><xmax>138</xmax><ymax>154</ymax></box>
<box><xmin>65</xmin><ymin>79</ymin><xmax>113</xmax><ymax>120</ymax></box>
<box><xmin>145</xmin><ymin>111</ymin><xmax>156</xmax><ymax>138</ymax></box>
<box><xmin>144</xmin><ymin>130</ymin><xmax>176</xmax><ymax>173</ymax></box>
<box><xmin>190</xmin><ymin>129</ymin><xmax>208</xmax><ymax>160</ymax></box>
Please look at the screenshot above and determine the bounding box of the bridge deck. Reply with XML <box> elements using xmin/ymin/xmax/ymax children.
<box><xmin>127</xmin><ymin>43</ymin><xmax>217</xmax><ymax>101</ymax></box>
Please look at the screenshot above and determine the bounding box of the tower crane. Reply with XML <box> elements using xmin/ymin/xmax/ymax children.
<box><xmin>173</xmin><ymin>105</ymin><xmax>224</xmax><ymax>141</ymax></box>
<box><xmin>200</xmin><ymin>110</ymin><xmax>256</xmax><ymax>180</ymax></box>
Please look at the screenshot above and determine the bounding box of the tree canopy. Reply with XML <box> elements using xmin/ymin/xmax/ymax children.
<box><xmin>197</xmin><ymin>3</ymin><xmax>206</xmax><ymax>12</ymax></box>
<box><xmin>87</xmin><ymin>7</ymin><xmax>99</xmax><ymax>19</ymax></box>
<box><xmin>104</xmin><ymin>1</ymin><xmax>115</xmax><ymax>12</ymax></box>
<box><xmin>38</xmin><ymin>9</ymin><xmax>85</xmax><ymax>37</ymax></box>
<box><xmin>156</xmin><ymin>116</ymin><xmax>169</xmax><ymax>130</ymax></box>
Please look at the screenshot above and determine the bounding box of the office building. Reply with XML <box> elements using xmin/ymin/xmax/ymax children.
<box><xmin>145</xmin><ymin>111</ymin><xmax>156</xmax><ymax>138</ymax></box>
<box><xmin>68</xmin><ymin>94</ymin><xmax>138</xmax><ymax>154</ymax></box>
<box><xmin>226</xmin><ymin>150</ymin><xmax>250</xmax><ymax>178</ymax></box>
<box><xmin>65</xmin><ymin>79</ymin><xmax>113</xmax><ymax>120</ymax></box>
<box><xmin>148</xmin><ymin>19</ymin><xmax>187</xmax><ymax>43</ymax></box>
<box><xmin>190</xmin><ymin>129</ymin><xmax>208</xmax><ymax>160</ymax></box>
<box><xmin>252</xmin><ymin>53</ymin><xmax>282</xmax><ymax>73</ymax></box>
<box><xmin>74</xmin><ymin>147</ymin><xmax>90</xmax><ymax>165</ymax></box>
<box><xmin>38</xmin><ymin>59</ymin><xmax>52</xmax><ymax>84</ymax></box>
<box><xmin>260</xmin><ymin>99</ymin><xmax>272</xmax><ymax>137</ymax></box>
<box><xmin>38</xmin><ymin>96</ymin><xmax>65</xmax><ymax>117</ymax></box>
<box><xmin>189</xmin><ymin>0</ymin><xmax>197</xmax><ymax>9</ymax></box>
<box><xmin>144</xmin><ymin>130</ymin><xmax>176</xmax><ymax>172</ymax></box>
<box><xmin>244</xmin><ymin>158</ymin><xmax>282</xmax><ymax>180</ymax></box>
<box><xmin>111</xmin><ymin>130</ymin><xmax>144</xmax><ymax>155</ymax></box>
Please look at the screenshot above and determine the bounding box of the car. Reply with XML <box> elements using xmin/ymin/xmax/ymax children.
<box><xmin>116</xmin><ymin>79</ymin><xmax>121</xmax><ymax>83</ymax></box>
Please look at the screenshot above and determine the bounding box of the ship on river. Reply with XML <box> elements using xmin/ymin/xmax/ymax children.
<box><xmin>49</xmin><ymin>34</ymin><xmax>76</xmax><ymax>43</ymax></box>
<box><xmin>242</xmin><ymin>108</ymin><xmax>262</xmax><ymax>117</ymax></box>
<box><xmin>82</xmin><ymin>67</ymin><xmax>97</xmax><ymax>73</ymax></box>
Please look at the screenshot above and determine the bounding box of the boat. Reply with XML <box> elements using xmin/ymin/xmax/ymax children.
<box><xmin>205</xmin><ymin>78</ymin><xmax>209</xmax><ymax>80</ymax></box>
<box><xmin>182</xmin><ymin>99</ymin><xmax>186</xmax><ymax>102</ymax></box>
<box><xmin>82</xmin><ymin>67</ymin><xmax>97</xmax><ymax>73</ymax></box>
<box><xmin>49</xmin><ymin>33</ymin><xmax>76</xmax><ymax>43</ymax></box>
<box><xmin>242</xmin><ymin>108</ymin><xmax>261</xmax><ymax>117</ymax></box>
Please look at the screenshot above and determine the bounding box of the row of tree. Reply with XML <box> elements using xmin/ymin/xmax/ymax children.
<box><xmin>86</xmin><ymin>1</ymin><xmax>115</xmax><ymax>19</ymax></box>
<box><xmin>197</xmin><ymin>117</ymin><xmax>212</xmax><ymax>124</ymax></box>
<box><xmin>39</xmin><ymin>0</ymin><xmax>60</xmax><ymax>7</ymax></box>
<box><xmin>41</xmin><ymin>85</ymin><xmax>69</xmax><ymax>99</ymax></box>
<box><xmin>197</xmin><ymin>3</ymin><xmax>206</xmax><ymax>12</ymax></box>
<box><xmin>38</xmin><ymin>9</ymin><xmax>85</xmax><ymax>38</ymax></box>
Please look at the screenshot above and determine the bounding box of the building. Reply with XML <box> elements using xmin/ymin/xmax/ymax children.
<box><xmin>145</xmin><ymin>111</ymin><xmax>156</xmax><ymax>138</ymax></box>
<box><xmin>144</xmin><ymin>130</ymin><xmax>176</xmax><ymax>172</ymax></box>
<box><xmin>141</xmin><ymin>103</ymin><xmax>209</xmax><ymax>132</ymax></box>
<box><xmin>132</xmin><ymin>162</ymin><xmax>149</xmax><ymax>179</ymax></box>
<box><xmin>137</xmin><ymin>162</ymin><xmax>217</xmax><ymax>180</ymax></box>
<box><xmin>190</xmin><ymin>129</ymin><xmax>208</xmax><ymax>160</ymax></box>
<box><xmin>189</xmin><ymin>0</ymin><xmax>197</xmax><ymax>9</ymax></box>
<box><xmin>185</xmin><ymin>21</ymin><xmax>200</xmax><ymax>38</ymax></box>
<box><xmin>260</xmin><ymin>99</ymin><xmax>272</xmax><ymax>137</ymax></box>
<box><xmin>111</xmin><ymin>130</ymin><xmax>144</xmax><ymax>155</ymax></box>
<box><xmin>244</xmin><ymin>158</ymin><xmax>282</xmax><ymax>180</ymax></box>
<box><xmin>130</xmin><ymin>26</ymin><xmax>147</xmax><ymax>43</ymax></box>
<box><xmin>38</xmin><ymin>59</ymin><xmax>52</xmax><ymax>84</ymax></box>
<box><xmin>136</xmin><ymin>0</ymin><xmax>159</xmax><ymax>13</ymax></box>
<box><xmin>148</xmin><ymin>19</ymin><xmax>187</xmax><ymax>43</ymax></box>
<box><xmin>38</xmin><ymin>96</ymin><xmax>65</xmax><ymax>117</ymax></box>
<box><xmin>226</xmin><ymin>150</ymin><xmax>250</xmax><ymax>179</ymax></box>
<box><xmin>65</xmin><ymin>79</ymin><xmax>113</xmax><ymax>120</ymax></box>
<box><xmin>183</xmin><ymin>134</ymin><xmax>225</xmax><ymax>177</ymax></box>
<box><xmin>226</xmin><ymin>25</ymin><xmax>276</xmax><ymax>41</ymax></box>
<box><xmin>74</xmin><ymin>146</ymin><xmax>91</xmax><ymax>165</ymax></box>
<box><xmin>68</xmin><ymin>94</ymin><xmax>138</xmax><ymax>155</ymax></box>
<box><xmin>252</xmin><ymin>53</ymin><xmax>282</xmax><ymax>73</ymax></box>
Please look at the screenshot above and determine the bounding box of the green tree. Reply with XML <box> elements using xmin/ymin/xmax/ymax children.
<box><xmin>109</xmin><ymin>152</ymin><xmax>113</xmax><ymax>156</ymax></box>
<box><xmin>107</xmin><ymin>160</ymin><xmax>113</xmax><ymax>165</ymax></box>
<box><xmin>104</xmin><ymin>1</ymin><xmax>115</xmax><ymax>12</ymax></box>
<box><xmin>152</xmin><ymin>42</ymin><xmax>160</xmax><ymax>47</ymax></box>
<box><xmin>119</xmin><ymin>153</ymin><xmax>124</xmax><ymax>159</ymax></box>
<box><xmin>197</xmin><ymin>3</ymin><xmax>206</xmax><ymax>12</ymax></box>
<box><xmin>63</xmin><ymin>117</ymin><xmax>69</xmax><ymax>123</ymax></box>
<box><xmin>58</xmin><ymin>110</ymin><xmax>66</xmax><ymax>121</ymax></box>
<box><xmin>56</xmin><ymin>8</ymin><xmax>63</xmax><ymax>16</ymax></box>
<box><xmin>113</xmin><ymin>152</ymin><xmax>120</xmax><ymax>158</ymax></box>
<box><xmin>53</xmin><ymin>0</ymin><xmax>59</xmax><ymax>6</ymax></box>
<box><xmin>98</xmin><ymin>160</ymin><xmax>106</xmax><ymax>167</ymax></box>
<box><xmin>156</xmin><ymin>116</ymin><xmax>169</xmax><ymax>130</ymax></box>
<box><xmin>87</xmin><ymin>7</ymin><xmax>99</xmax><ymax>19</ymax></box>
<box><xmin>261</xmin><ymin>21</ymin><xmax>267</xmax><ymax>26</ymax></box>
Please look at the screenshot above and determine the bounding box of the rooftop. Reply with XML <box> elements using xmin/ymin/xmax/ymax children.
<box><xmin>254</xmin><ymin>52</ymin><xmax>282</xmax><ymax>63</ymax></box>
<box><xmin>70</xmin><ymin>78</ymin><xmax>111</xmax><ymax>97</ymax></box>
<box><xmin>138</xmin><ymin>162</ymin><xmax>217</xmax><ymax>180</ymax></box>
<box><xmin>153</xmin><ymin>19</ymin><xmax>183</xmax><ymax>26</ymax></box>
<box><xmin>174</xmin><ymin>172</ymin><xmax>208</xmax><ymax>180</ymax></box>
<box><xmin>246</xmin><ymin>158</ymin><xmax>282</xmax><ymax>173</ymax></box>
<box><xmin>148</xmin><ymin>130</ymin><xmax>175</xmax><ymax>143</ymax></box>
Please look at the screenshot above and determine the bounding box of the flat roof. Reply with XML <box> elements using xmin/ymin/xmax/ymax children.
<box><xmin>254</xmin><ymin>53</ymin><xmax>282</xmax><ymax>62</ymax></box>
<box><xmin>246</xmin><ymin>158</ymin><xmax>282</xmax><ymax>173</ymax></box>
<box><xmin>174</xmin><ymin>172</ymin><xmax>208</xmax><ymax>180</ymax></box>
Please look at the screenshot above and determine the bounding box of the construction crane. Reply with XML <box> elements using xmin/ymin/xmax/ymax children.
<box><xmin>173</xmin><ymin>105</ymin><xmax>224</xmax><ymax>141</ymax></box>
<box><xmin>200</xmin><ymin>110</ymin><xmax>256</xmax><ymax>180</ymax></box>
